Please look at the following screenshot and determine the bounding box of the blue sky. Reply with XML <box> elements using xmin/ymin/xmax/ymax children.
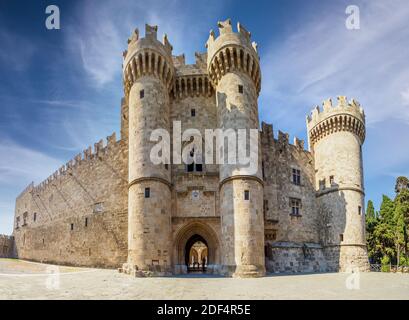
<box><xmin>1</xmin><ymin>0</ymin><xmax>408</xmax><ymax>234</ymax></box>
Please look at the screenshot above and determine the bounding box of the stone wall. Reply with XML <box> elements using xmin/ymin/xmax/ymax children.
<box><xmin>261</xmin><ymin>123</ymin><xmax>320</xmax><ymax>245</ymax></box>
<box><xmin>265</xmin><ymin>242</ymin><xmax>328</xmax><ymax>273</ymax></box>
<box><xmin>13</xmin><ymin>137</ymin><xmax>128</xmax><ymax>268</ymax></box>
<box><xmin>0</xmin><ymin>235</ymin><xmax>14</xmax><ymax>258</ymax></box>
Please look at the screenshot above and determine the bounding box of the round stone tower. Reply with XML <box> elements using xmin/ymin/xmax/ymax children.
<box><xmin>307</xmin><ymin>96</ymin><xmax>370</xmax><ymax>272</ymax></box>
<box><xmin>206</xmin><ymin>19</ymin><xmax>265</xmax><ymax>277</ymax></box>
<box><xmin>122</xmin><ymin>25</ymin><xmax>174</xmax><ymax>276</ymax></box>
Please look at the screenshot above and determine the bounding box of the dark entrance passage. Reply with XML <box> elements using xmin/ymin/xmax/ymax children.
<box><xmin>185</xmin><ymin>234</ymin><xmax>208</xmax><ymax>273</ymax></box>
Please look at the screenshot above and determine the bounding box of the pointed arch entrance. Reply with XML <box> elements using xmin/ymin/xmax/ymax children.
<box><xmin>173</xmin><ymin>221</ymin><xmax>220</xmax><ymax>274</ymax></box>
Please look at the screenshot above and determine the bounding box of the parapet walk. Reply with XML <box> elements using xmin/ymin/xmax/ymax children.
<box><xmin>29</xmin><ymin>132</ymin><xmax>120</xmax><ymax>194</ymax></box>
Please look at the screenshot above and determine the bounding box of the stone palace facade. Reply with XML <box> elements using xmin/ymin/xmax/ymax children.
<box><xmin>10</xmin><ymin>19</ymin><xmax>370</xmax><ymax>277</ymax></box>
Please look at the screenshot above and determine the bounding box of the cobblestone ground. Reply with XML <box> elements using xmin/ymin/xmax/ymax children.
<box><xmin>0</xmin><ymin>259</ymin><xmax>408</xmax><ymax>299</ymax></box>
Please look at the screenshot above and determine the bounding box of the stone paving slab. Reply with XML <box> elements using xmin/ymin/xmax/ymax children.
<box><xmin>0</xmin><ymin>259</ymin><xmax>408</xmax><ymax>300</ymax></box>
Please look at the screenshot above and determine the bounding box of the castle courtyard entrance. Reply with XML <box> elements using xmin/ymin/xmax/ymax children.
<box><xmin>173</xmin><ymin>221</ymin><xmax>220</xmax><ymax>274</ymax></box>
<box><xmin>185</xmin><ymin>235</ymin><xmax>208</xmax><ymax>273</ymax></box>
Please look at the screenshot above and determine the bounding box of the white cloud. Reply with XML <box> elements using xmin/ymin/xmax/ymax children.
<box><xmin>260</xmin><ymin>0</ymin><xmax>409</xmax><ymax>129</ymax></box>
<box><xmin>0</xmin><ymin>140</ymin><xmax>62</xmax><ymax>186</ymax></box>
<box><xmin>258</xmin><ymin>0</ymin><xmax>409</xmax><ymax>185</ymax></box>
<box><xmin>65</xmin><ymin>0</ymin><xmax>224</xmax><ymax>87</ymax></box>
<box><xmin>402</xmin><ymin>87</ymin><xmax>409</xmax><ymax>105</ymax></box>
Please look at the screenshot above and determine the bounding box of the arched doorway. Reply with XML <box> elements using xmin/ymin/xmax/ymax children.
<box><xmin>185</xmin><ymin>234</ymin><xmax>208</xmax><ymax>272</ymax></box>
<box><xmin>173</xmin><ymin>221</ymin><xmax>220</xmax><ymax>274</ymax></box>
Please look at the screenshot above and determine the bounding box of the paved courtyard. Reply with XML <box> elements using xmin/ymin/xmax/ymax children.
<box><xmin>0</xmin><ymin>259</ymin><xmax>408</xmax><ymax>299</ymax></box>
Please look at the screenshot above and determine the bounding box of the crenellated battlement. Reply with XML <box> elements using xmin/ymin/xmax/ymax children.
<box><xmin>123</xmin><ymin>24</ymin><xmax>175</xmax><ymax>97</ymax></box>
<box><xmin>206</xmin><ymin>19</ymin><xmax>261</xmax><ymax>93</ymax></box>
<box><xmin>306</xmin><ymin>96</ymin><xmax>366</xmax><ymax>146</ymax></box>
<box><xmin>32</xmin><ymin>133</ymin><xmax>120</xmax><ymax>194</ymax></box>
<box><xmin>261</xmin><ymin>122</ymin><xmax>308</xmax><ymax>153</ymax></box>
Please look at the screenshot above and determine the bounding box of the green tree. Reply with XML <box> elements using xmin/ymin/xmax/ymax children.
<box><xmin>394</xmin><ymin>189</ymin><xmax>409</xmax><ymax>262</ymax></box>
<box><xmin>366</xmin><ymin>177</ymin><xmax>409</xmax><ymax>267</ymax></box>
<box><xmin>379</xmin><ymin>195</ymin><xmax>395</xmax><ymax>222</ymax></box>
<box><xmin>395</xmin><ymin>176</ymin><xmax>409</xmax><ymax>194</ymax></box>
<box><xmin>366</xmin><ymin>200</ymin><xmax>376</xmax><ymax>220</ymax></box>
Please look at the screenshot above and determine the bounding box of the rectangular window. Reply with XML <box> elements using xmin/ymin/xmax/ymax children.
<box><xmin>70</xmin><ymin>223</ymin><xmax>74</xmax><ymax>231</ymax></box>
<box><xmin>165</xmin><ymin>164</ymin><xmax>169</xmax><ymax>170</ymax></box>
<box><xmin>358</xmin><ymin>206</ymin><xmax>362</xmax><ymax>215</ymax></box>
<box><xmin>191</xmin><ymin>108</ymin><xmax>196</xmax><ymax>117</ymax></box>
<box><xmin>85</xmin><ymin>218</ymin><xmax>88</xmax><ymax>227</ymax></box>
<box><xmin>195</xmin><ymin>163</ymin><xmax>203</xmax><ymax>172</ymax></box>
<box><xmin>238</xmin><ymin>85</ymin><xmax>243</xmax><ymax>93</ymax></box>
<box><xmin>290</xmin><ymin>198</ymin><xmax>301</xmax><ymax>216</ymax></box>
<box><xmin>340</xmin><ymin>234</ymin><xmax>344</xmax><ymax>242</ymax></box>
<box><xmin>145</xmin><ymin>187</ymin><xmax>150</xmax><ymax>198</ymax></box>
<box><xmin>140</xmin><ymin>89</ymin><xmax>144</xmax><ymax>99</ymax></box>
<box><xmin>187</xmin><ymin>163</ymin><xmax>194</xmax><ymax>172</ymax></box>
<box><xmin>292</xmin><ymin>169</ymin><xmax>301</xmax><ymax>185</ymax></box>
<box><xmin>329</xmin><ymin>175</ymin><xmax>334</xmax><ymax>185</ymax></box>
<box><xmin>93</xmin><ymin>202</ymin><xmax>104</xmax><ymax>213</ymax></box>
<box><xmin>244</xmin><ymin>190</ymin><xmax>250</xmax><ymax>201</ymax></box>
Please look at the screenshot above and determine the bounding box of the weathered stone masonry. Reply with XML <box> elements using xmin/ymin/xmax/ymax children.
<box><xmin>11</xmin><ymin>19</ymin><xmax>369</xmax><ymax>276</ymax></box>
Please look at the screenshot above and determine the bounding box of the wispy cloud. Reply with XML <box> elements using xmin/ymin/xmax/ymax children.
<box><xmin>258</xmin><ymin>0</ymin><xmax>409</xmax><ymax>205</ymax></box>
<box><xmin>0</xmin><ymin>140</ymin><xmax>62</xmax><ymax>186</ymax></box>
<box><xmin>0</xmin><ymin>29</ymin><xmax>36</xmax><ymax>72</ymax></box>
<box><xmin>260</xmin><ymin>0</ymin><xmax>409</xmax><ymax>129</ymax></box>
<box><xmin>64</xmin><ymin>0</ymin><xmax>224</xmax><ymax>87</ymax></box>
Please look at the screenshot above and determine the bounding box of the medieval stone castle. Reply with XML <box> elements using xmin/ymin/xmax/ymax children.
<box><xmin>6</xmin><ymin>19</ymin><xmax>370</xmax><ymax>277</ymax></box>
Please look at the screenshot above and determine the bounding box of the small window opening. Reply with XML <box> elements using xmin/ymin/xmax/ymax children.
<box><xmin>145</xmin><ymin>187</ymin><xmax>150</xmax><ymax>198</ymax></box>
<box><xmin>244</xmin><ymin>190</ymin><xmax>250</xmax><ymax>200</ymax></box>
<box><xmin>292</xmin><ymin>169</ymin><xmax>301</xmax><ymax>185</ymax></box>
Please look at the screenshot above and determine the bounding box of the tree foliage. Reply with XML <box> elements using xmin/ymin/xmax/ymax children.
<box><xmin>366</xmin><ymin>177</ymin><xmax>409</xmax><ymax>265</ymax></box>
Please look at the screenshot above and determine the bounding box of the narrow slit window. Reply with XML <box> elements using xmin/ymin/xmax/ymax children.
<box><xmin>340</xmin><ymin>234</ymin><xmax>344</xmax><ymax>242</ymax></box>
<box><xmin>70</xmin><ymin>223</ymin><xmax>74</xmax><ymax>231</ymax></box>
<box><xmin>85</xmin><ymin>218</ymin><xmax>88</xmax><ymax>227</ymax></box>
<box><xmin>191</xmin><ymin>108</ymin><xmax>196</xmax><ymax>117</ymax></box>
<box><xmin>140</xmin><ymin>89</ymin><xmax>144</xmax><ymax>99</ymax></box>
<box><xmin>358</xmin><ymin>206</ymin><xmax>362</xmax><ymax>215</ymax></box>
<box><xmin>145</xmin><ymin>187</ymin><xmax>150</xmax><ymax>198</ymax></box>
<box><xmin>244</xmin><ymin>190</ymin><xmax>250</xmax><ymax>200</ymax></box>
